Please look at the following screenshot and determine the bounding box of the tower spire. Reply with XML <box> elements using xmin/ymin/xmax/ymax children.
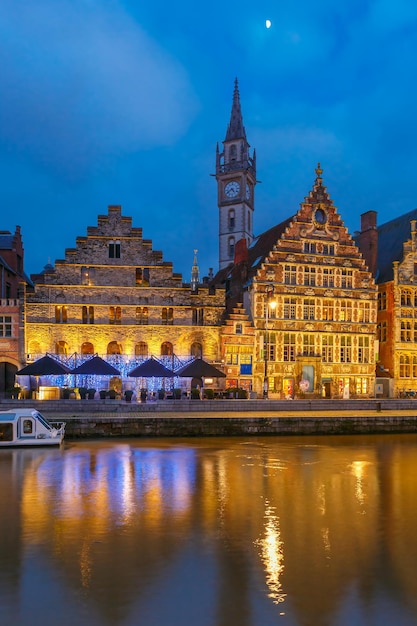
<box><xmin>191</xmin><ymin>249</ymin><xmax>200</xmax><ymax>291</ymax></box>
<box><xmin>225</xmin><ymin>78</ymin><xmax>247</xmax><ymax>142</ymax></box>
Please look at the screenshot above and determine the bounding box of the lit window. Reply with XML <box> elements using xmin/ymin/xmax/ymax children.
<box><xmin>302</xmin><ymin>334</ymin><xmax>315</xmax><ymax>356</ymax></box>
<box><xmin>358</xmin><ymin>302</ymin><xmax>370</xmax><ymax>323</ymax></box>
<box><xmin>55</xmin><ymin>306</ymin><xmax>67</xmax><ymax>324</ymax></box>
<box><xmin>303</xmin><ymin>299</ymin><xmax>315</xmax><ymax>320</ymax></box>
<box><xmin>81</xmin><ymin>267</ymin><xmax>95</xmax><ymax>285</ymax></box>
<box><xmin>340</xmin><ymin>336</ymin><xmax>352</xmax><ymax>362</ymax></box>
<box><xmin>322</xmin><ymin>336</ymin><xmax>333</xmax><ymax>362</ymax></box>
<box><xmin>284</xmin><ymin>297</ymin><xmax>296</xmax><ymax>319</ymax></box>
<box><xmin>284</xmin><ymin>265</ymin><xmax>297</xmax><ymax>285</ymax></box>
<box><xmin>303</xmin><ymin>267</ymin><xmax>316</xmax><ymax>286</ymax></box>
<box><xmin>358</xmin><ymin>336</ymin><xmax>370</xmax><ymax>363</ymax></box>
<box><xmin>400</xmin><ymin>354</ymin><xmax>410</xmax><ymax>378</ymax></box>
<box><xmin>283</xmin><ymin>333</ymin><xmax>296</xmax><ymax>361</ymax></box>
<box><xmin>135</xmin><ymin>342</ymin><xmax>148</xmax><ymax>357</ymax></box>
<box><xmin>322</xmin><ymin>268</ymin><xmax>334</xmax><ymax>287</ymax></box>
<box><xmin>136</xmin><ymin>267</ymin><xmax>150</xmax><ymax>286</ymax></box>
<box><xmin>82</xmin><ymin>306</ymin><xmax>94</xmax><ymax>324</ymax></box>
<box><xmin>341</xmin><ymin>269</ymin><xmax>353</xmax><ymax>288</ymax></box>
<box><xmin>136</xmin><ymin>307</ymin><xmax>148</xmax><ymax>325</ymax></box>
<box><xmin>322</xmin><ymin>300</ymin><xmax>334</xmax><ymax>321</ymax></box>
<box><xmin>340</xmin><ymin>301</ymin><xmax>352</xmax><ymax>321</ymax></box>
<box><xmin>162</xmin><ymin>308</ymin><xmax>174</xmax><ymax>325</ymax></box>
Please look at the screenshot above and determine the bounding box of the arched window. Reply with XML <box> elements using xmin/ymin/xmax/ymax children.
<box><xmin>109</xmin><ymin>306</ymin><xmax>121</xmax><ymax>325</ymax></box>
<box><xmin>230</xmin><ymin>144</ymin><xmax>237</xmax><ymax>161</ymax></box>
<box><xmin>81</xmin><ymin>342</ymin><xmax>94</xmax><ymax>355</ymax></box>
<box><xmin>228</xmin><ymin>236</ymin><xmax>235</xmax><ymax>259</ymax></box>
<box><xmin>248</xmin><ymin>211</ymin><xmax>250</xmax><ymax>231</ymax></box>
<box><xmin>190</xmin><ymin>342</ymin><xmax>202</xmax><ymax>358</ymax></box>
<box><xmin>228</xmin><ymin>209</ymin><xmax>235</xmax><ymax>230</ymax></box>
<box><xmin>135</xmin><ymin>342</ymin><xmax>148</xmax><ymax>358</ymax></box>
<box><xmin>161</xmin><ymin>342</ymin><xmax>173</xmax><ymax>356</ymax></box>
<box><xmin>107</xmin><ymin>341</ymin><xmax>122</xmax><ymax>355</ymax></box>
<box><xmin>55</xmin><ymin>341</ymin><xmax>68</xmax><ymax>355</ymax></box>
<box><xmin>136</xmin><ymin>307</ymin><xmax>148</xmax><ymax>324</ymax></box>
<box><xmin>162</xmin><ymin>308</ymin><xmax>174</xmax><ymax>325</ymax></box>
<box><xmin>401</xmin><ymin>290</ymin><xmax>412</xmax><ymax>306</ymax></box>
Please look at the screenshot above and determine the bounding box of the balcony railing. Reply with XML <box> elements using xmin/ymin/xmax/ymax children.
<box><xmin>0</xmin><ymin>299</ymin><xmax>20</xmax><ymax>307</ymax></box>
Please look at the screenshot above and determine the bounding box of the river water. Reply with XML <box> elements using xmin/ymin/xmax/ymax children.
<box><xmin>1</xmin><ymin>434</ymin><xmax>417</xmax><ymax>626</ymax></box>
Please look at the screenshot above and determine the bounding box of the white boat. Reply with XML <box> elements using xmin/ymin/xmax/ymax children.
<box><xmin>0</xmin><ymin>409</ymin><xmax>65</xmax><ymax>447</ymax></box>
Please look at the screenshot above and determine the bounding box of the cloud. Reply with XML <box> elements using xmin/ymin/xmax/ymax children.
<box><xmin>0</xmin><ymin>0</ymin><xmax>199</xmax><ymax>179</ymax></box>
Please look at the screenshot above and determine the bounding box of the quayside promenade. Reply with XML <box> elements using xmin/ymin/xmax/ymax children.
<box><xmin>2</xmin><ymin>398</ymin><xmax>417</xmax><ymax>438</ymax></box>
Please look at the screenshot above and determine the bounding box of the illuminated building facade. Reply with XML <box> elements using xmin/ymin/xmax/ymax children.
<box><xmin>25</xmin><ymin>205</ymin><xmax>225</xmax><ymax>388</ymax></box>
<box><xmin>0</xmin><ymin>226</ymin><xmax>30</xmax><ymax>395</ymax></box>
<box><xmin>215</xmin><ymin>166</ymin><xmax>377</xmax><ymax>398</ymax></box>
<box><xmin>357</xmin><ymin>209</ymin><xmax>417</xmax><ymax>396</ymax></box>
<box><xmin>221</xmin><ymin>302</ymin><xmax>255</xmax><ymax>392</ymax></box>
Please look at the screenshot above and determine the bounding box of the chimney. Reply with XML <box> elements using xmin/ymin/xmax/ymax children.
<box><xmin>356</xmin><ymin>211</ymin><xmax>378</xmax><ymax>277</ymax></box>
<box><xmin>234</xmin><ymin>238</ymin><xmax>248</xmax><ymax>264</ymax></box>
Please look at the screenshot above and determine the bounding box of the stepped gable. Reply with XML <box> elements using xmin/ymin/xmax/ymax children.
<box><xmin>255</xmin><ymin>163</ymin><xmax>369</xmax><ymax>281</ymax></box>
<box><xmin>31</xmin><ymin>204</ymin><xmax>183</xmax><ymax>286</ymax></box>
<box><xmin>375</xmin><ymin>208</ymin><xmax>417</xmax><ymax>284</ymax></box>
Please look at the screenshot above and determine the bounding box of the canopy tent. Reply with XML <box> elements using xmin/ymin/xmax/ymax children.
<box><xmin>71</xmin><ymin>355</ymin><xmax>120</xmax><ymax>375</ymax></box>
<box><xmin>128</xmin><ymin>357</ymin><xmax>175</xmax><ymax>378</ymax></box>
<box><xmin>17</xmin><ymin>355</ymin><xmax>71</xmax><ymax>376</ymax></box>
<box><xmin>176</xmin><ymin>358</ymin><xmax>225</xmax><ymax>379</ymax></box>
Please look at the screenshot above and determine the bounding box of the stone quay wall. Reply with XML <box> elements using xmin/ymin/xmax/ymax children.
<box><xmin>1</xmin><ymin>398</ymin><xmax>417</xmax><ymax>438</ymax></box>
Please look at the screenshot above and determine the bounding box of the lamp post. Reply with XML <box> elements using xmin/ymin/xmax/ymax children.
<box><xmin>263</xmin><ymin>285</ymin><xmax>277</xmax><ymax>398</ymax></box>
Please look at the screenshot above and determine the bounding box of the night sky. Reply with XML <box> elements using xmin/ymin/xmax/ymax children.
<box><xmin>2</xmin><ymin>0</ymin><xmax>417</xmax><ymax>280</ymax></box>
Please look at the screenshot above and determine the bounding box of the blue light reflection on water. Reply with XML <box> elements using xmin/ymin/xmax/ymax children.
<box><xmin>1</xmin><ymin>435</ymin><xmax>417</xmax><ymax>625</ymax></box>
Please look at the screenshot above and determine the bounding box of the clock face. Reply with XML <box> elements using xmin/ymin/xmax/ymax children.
<box><xmin>245</xmin><ymin>184</ymin><xmax>251</xmax><ymax>200</ymax></box>
<box><xmin>224</xmin><ymin>181</ymin><xmax>240</xmax><ymax>198</ymax></box>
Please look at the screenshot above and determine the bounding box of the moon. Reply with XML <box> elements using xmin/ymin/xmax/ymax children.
<box><xmin>265</xmin><ymin>19</ymin><xmax>272</xmax><ymax>29</ymax></box>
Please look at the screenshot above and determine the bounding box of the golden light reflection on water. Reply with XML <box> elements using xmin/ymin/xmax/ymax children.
<box><xmin>349</xmin><ymin>459</ymin><xmax>371</xmax><ymax>507</ymax></box>
<box><xmin>6</xmin><ymin>437</ymin><xmax>417</xmax><ymax>626</ymax></box>
<box><xmin>255</xmin><ymin>499</ymin><xmax>286</xmax><ymax>605</ymax></box>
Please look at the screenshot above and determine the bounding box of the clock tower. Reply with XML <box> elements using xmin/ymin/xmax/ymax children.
<box><xmin>216</xmin><ymin>79</ymin><xmax>256</xmax><ymax>270</ymax></box>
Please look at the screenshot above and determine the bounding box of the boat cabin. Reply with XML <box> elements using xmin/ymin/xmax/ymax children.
<box><xmin>0</xmin><ymin>409</ymin><xmax>65</xmax><ymax>447</ymax></box>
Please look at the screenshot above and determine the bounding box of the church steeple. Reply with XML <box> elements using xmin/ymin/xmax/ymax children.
<box><xmin>225</xmin><ymin>78</ymin><xmax>247</xmax><ymax>142</ymax></box>
<box><xmin>215</xmin><ymin>80</ymin><xmax>256</xmax><ymax>270</ymax></box>
<box><xmin>191</xmin><ymin>249</ymin><xmax>200</xmax><ymax>292</ymax></box>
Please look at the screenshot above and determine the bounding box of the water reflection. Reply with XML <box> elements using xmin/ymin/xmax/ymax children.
<box><xmin>255</xmin><ymin>500</ymin><xmax>285</xmax><ymax>605</ymax></box>
<box><xmin>1</xmin><ymin>435</ymin><xmax>417</xmax><ymax>625</ymax></box>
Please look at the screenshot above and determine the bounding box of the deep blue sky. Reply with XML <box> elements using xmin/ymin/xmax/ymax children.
<box><xmin>2</xmin><ymin>0</ymin><xmax>417</xmax><ymax>280</ymax></box>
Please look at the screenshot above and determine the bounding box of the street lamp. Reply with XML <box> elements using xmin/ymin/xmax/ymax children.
<box><xmin>263</xmin><ymin>285</ymin><xmax>277</xmax><ymax>398</ymax></box>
